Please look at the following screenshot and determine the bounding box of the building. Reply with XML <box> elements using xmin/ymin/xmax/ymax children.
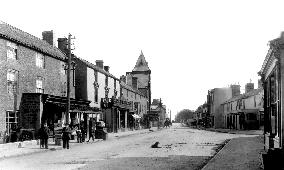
<box><xmin>221</xmin><ymin>85</ymin><xmax>263</xmax><ymax>130</ymax></box>
<box><xmin>148</xmin><ymin>99</ymin><xmax>167</xmax><ymax>127</ymax></box>
<box><xmin>120</xmin><ymin>77</ymin><xmax>148</xmax><ymax>130</ymax></box>
<box><xmin>126</xmin><ymin>51</ymin><xmax>151</xmax><ymax>110</ymax></box>
<box><xmin>194</xmin><ymin>103</ymin><xmax>208</xmax><ymax>127</ymax></box>
<box><xmin>259</xmin><ymin>32</ymin><xmax>284</xmax><ymax>150</ymax></box>
<box><xmin>121</xmin><ymin>51</ymin><xmax>152</xmax><ymax>127</ymax></box>
<box><xmin>0</xmin><ymin>22</ymin><xmax>93</xmax><ymax>143</ymax></box>
<box><xmin>74</xmin><ymin>57</ymin><xmax>124</xmax><ymax>134</ymax></box>
<box><xmin>207</xmin><ymin>85</ymin><xmax>239</xmax><ymax>128</ymax></box>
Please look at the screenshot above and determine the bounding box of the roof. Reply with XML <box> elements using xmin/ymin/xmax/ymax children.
<box><xmin>74</xmin><ymin>56</ymin><xmax>119</xmax><ymax>81</ymax></box>
<box><xmin>120</xmin><ymin>81</ymin><xmax>147</xmax><ymax>97</ymax></box>
<box><xmin>222</xmin><ymin>88</ymin><xmax>263</xmax><ymax>104</ymax></box>
<box><xmin>0</xmin><ymin>21</ymin><xmax>66</xmax><ymax>61</ymax></box>
<box><xmin>132</xmin><ymin>51</ymin><xmax>150</xmax><ymax>72</ymax></box>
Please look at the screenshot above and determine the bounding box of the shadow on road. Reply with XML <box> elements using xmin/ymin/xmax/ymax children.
<box><xmin>70</xmin><ymin>155</ymin><xmax>212</xmax><ymax>170</ymax></box>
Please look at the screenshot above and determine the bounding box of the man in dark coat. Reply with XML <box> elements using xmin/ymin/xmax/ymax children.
<box><xmin>39</xmin><ymin>123</ymin><xmax>50</xmax><ymax>149</ymax></box>
<box><xmin>62</xmin><ymin>125</ymin><xmax>71</xmax><ymax>149</ymax></box>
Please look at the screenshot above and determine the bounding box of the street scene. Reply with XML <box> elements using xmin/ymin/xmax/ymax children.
<box><xmin>0</xmin><ymin>123</ymin><xmax>262</xmax><ymax>170</ymax></box>
<box><xmin>3</xmin><ymin>1</ymin><xmax>284</xmax><ymax>169</ymax></box>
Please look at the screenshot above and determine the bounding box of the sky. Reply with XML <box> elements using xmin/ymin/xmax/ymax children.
<box><xmin>2</xmin><ymin>0</ymin><xmax>284</xmax><ymax>118</ymax></box>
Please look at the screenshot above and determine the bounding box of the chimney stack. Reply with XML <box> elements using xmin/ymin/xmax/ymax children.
<box><xmin>104</xmin><ymin>66</ymin><xmax>110</xmax><ymax>72</ymax></box>
<box><xmin>42</xmin><ymin>30</ymin><xmax>54</xmax><ymax>46</ymax></box>
<box><xmin>96</xmin><ymin>60</ymin><xmax>104</xmax><ymax>69</ymax></box>
<box><xmin>132</xmin><ymin>77</ymin><xmax>138</xmax><ymax>89</ymax></box>
<box><xmin>57</xmin><ymin>38</ymin><xmax>68</xmax><ymax>54</ymax></box>
<box><xmin>230</xmin><ymin>84</ymin><xmax>241</xmax><ymax>97</ymax></box>
<box><xmin>245</xmin><ymin>83</ymin><xmax>254</xmax><ymax>93</ymax></box>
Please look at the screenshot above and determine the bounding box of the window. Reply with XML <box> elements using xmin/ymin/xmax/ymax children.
<box><xmin>6</xmin><ymin>111</ymin><xmax>19</xmax><ymax>134</ymax></box>
<box><xmin>36</xmin><ymin>77</ymin><xmax>44</xmax><ymax>93</ymax></box>
<box><xmin>60</xmin><ymin>61</ymin><xmax>66</xmax><ymax>75</ymax></box>
<box><xmin>94</xmin><ymin>71</ymin><xmax>99</xmax><ymax>103</ymax></box>
<box><xmin>36</xmin><ymin>53</ymin><xmax>45</xmax><ymax>68</ymax></box>
<box><xmin>7</xmin><ymin>69</ymin><xmax>18</xmax><ymax>94</ymax></box>
<box><xmin>7</xmin><ymin>41</ymin><xmax>17</xmax><ymax>60</ymax></box>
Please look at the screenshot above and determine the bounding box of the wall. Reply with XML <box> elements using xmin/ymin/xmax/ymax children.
<box><xmin>212</xmin><ymin>88</ymin><xmax>232</xmax><ymax>128</ymax></box>
<box><xmin>0</xmin><ymin>38</ymin><xmax>68</xmax><ymax>138</ymax></box>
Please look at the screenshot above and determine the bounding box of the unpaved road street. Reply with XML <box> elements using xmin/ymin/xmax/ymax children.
<box><xmin>0</xmin><ymin>123</ymin><xmax>257</xmax><ymax>170</ymax></box>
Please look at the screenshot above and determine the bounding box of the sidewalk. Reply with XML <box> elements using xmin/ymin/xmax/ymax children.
<box><xmin>202</xmin><ymin>135</ymin><xmax>264</xmax><ymax>170</ymax></box>
<box><xmin>0</xmin><ymin>127</ymin><xmax>158</xmax><ymax>160</ymax></box>
<box><xmin>203</xmin><ymin>127</ymin><xmax>263</xmax><ymax>135</ymax></box>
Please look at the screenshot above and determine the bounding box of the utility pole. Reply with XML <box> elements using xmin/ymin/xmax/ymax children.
<box><xmin>66</xmin><ymin>33</ymin><xmax>75</xmax><ymax>125</ymax></box>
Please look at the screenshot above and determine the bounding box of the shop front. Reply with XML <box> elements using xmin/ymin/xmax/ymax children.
<box><xmin>101</xmin><ymin>97</ymin><xmax>132</xmax><ymax>133</ymax></box>
<box><xmin>19</xmin><ymin>93</ymin><xmax>99</xmax><ymax>139</ymax></box>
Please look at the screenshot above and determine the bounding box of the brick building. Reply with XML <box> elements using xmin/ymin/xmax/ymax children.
<box><xmin>0</xmin><ymin>22</ymin><xmax>92</xmax><ymax>143</ymax></box>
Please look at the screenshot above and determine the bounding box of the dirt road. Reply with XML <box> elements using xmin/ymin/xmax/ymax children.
<box><xmin>0</xmin><ymin>123</ymin><xmax>256</xmax><ymax>170</ymax></box>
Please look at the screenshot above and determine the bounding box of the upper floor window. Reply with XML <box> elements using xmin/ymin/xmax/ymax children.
<box><xmin>36</xmin><ymin>77</ymin><xmax>44</xmax><ymax>93</ymax></box>
<box><xmin>36</xmin><ymin>53</ymin><xmax>45</xmax><ymax>68</ymax></box>
<box><xmin>7</xmin><ymin>41</ymin><xmax>17</xmax><ymax>60</ymax></box>
<box><xmin>60</xmin><ymin>61</ymin><xmax>66</xmax><ymax>75</ymax></box>
<box><xmin>7</xmin><ymin>69</ymin><xmax>18</xmax><ymax>94</ymax></box>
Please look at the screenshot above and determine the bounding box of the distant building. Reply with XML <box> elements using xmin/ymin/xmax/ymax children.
<box><xmin>221</xmin><ymin>86</ymin><xmax>263</xmax><ymax>130</ymax></box>
<box><xmin>148</xmin><ymin>98</ymin><xmax>166</xmax><ymax>127</ymax></box>
<box><xmin>207</xmin><ymin>87</ymin><xmax>234</xmax><ymax>128</ymax></box>
<box><xmin>121</xmin><ymin>51</ymin><xmax>152</xmax><ymax>127</ymax></box>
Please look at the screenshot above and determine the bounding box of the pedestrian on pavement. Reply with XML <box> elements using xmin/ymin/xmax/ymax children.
<box><xmin>87</xmin><ymin>126</ymin><xmax>95</xmax><ymax>142</ymax></box>
<box><xmin>39</xmin><ymin>123</ymin><xmax>50</xmax><ymax>149</ymax></box>
<box><xmin>76</xmin><ymin>125</ymin><xmax>82</xmax><ymax>143</ymax></box>
<box><xmin>62</xmin><ymin>125</ymin><xmax>71</xmax><ymax>149</ymax></box>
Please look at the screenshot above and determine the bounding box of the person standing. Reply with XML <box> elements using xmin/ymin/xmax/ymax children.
<box><xmin>62</xmin><ymin>125</ymin><xmax>70</xmax><ymax>149</ymax></box>
<box><xmin>41</xmin><ymin>123</ymin><xmax>50</xmax><ymax>149</ymax></box>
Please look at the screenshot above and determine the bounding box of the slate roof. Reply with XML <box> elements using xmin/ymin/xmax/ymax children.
<box><xmin>74</xmin><ymin>56</ymin><xmax>119</xmax><ymax>81</ymax></box>
<box><xmin>222</xmin><ymin>88</ymin><xmax>263</xmax><ymax>104</ymax></box>
<box><xmin>132</xmin><ymin>51</ymin><xmax>150</xmax><ymax>72</ymax></box>
<box><xmin>0</xmin><ymin>21</ymin><xmax>66</xmax><ymax>61</ymax></box>
<box><xmin>120</xmin><ymin>81</ymin><xmax>147</xmax><ymax>97</ymax></box>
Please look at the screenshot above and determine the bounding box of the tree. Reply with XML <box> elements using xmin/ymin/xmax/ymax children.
<box><xmin>175</xmin><ymin>109</ymin><xmax>195</xmax><ymax>123</ymax></box>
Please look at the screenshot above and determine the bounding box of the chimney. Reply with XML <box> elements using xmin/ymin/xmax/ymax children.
<box><xmin>132</xmin><ymin>77</ymin><xmax>138</xmax><ymax>89</ymax></box>
<box><xmin>96</xmin><ymin>60</ymin><xmax>104</xmax><ymax>69</ymax></box>
<box><xmin>230</xmin><ymin>84</ymin><xmax>241</xmax><ymax>97</ymax></box>
<box><xmin>104</xmin><ymin>66</ymin><xmax>110</xmax><ymax>72</ymax></box>
<box><xmin>42</xmin><ymin>30</ymin><xmax>54</xmax><ymax>46</ymax></box>
<box><xmin>245</xmin><ymin>83</ymin><xmax>254</xmax><ymax>93</ymax></box>
<box><xmin>120</xmin><ymin>75</ymin><xmax>126</xmax><ymax>83</ymax></box>
<box><xmin>126</xmin><ymin>74</ymin><xmax>132</xmax><ymax>86</ymax></box>
<box><xmin>57</xmin><ymin>38</ymin><xmax>68</xmax><ymax>54</ymax></box>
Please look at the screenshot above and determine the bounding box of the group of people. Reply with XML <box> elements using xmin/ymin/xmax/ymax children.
<box><xmin>38</xmin><ymin>122</ymin><xmax>97</xmax><ymax>150</ymax></box>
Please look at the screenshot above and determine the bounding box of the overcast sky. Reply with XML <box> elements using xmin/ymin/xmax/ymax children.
<box><xmin>2</xmin><ymin>0</ymin><xmax>284</xmax><ymax>118</ymax></box>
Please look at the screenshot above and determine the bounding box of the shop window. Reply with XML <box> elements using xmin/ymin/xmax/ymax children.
<box><xmin>6</xmin><ymin>110</ymin><xmax>19</xmax><ymax>134</ymax></box>
<box><xmin>7</xmin><ymin>41</ymin><xmax>17</xmax><ymax>60</ymax></box>
<box><xmin>7</xmin><ymin>69</ymin><xmax>18</xmax><ymax>94</ymax></box>
<box><xmin>36</xmin><ymin>53</ymin><xmax>45</xmax><ymax>68</ymax></box>
<box><xmin>36</xmin><ymin>77</ymin><xmax>44</xmax><ymax>93</ymax></box>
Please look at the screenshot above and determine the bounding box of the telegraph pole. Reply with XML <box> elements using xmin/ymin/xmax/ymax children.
<box><xmin>66</xmin><ymin>33</ymin><xmax>74</xmax><ymax>125</ymax></box>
